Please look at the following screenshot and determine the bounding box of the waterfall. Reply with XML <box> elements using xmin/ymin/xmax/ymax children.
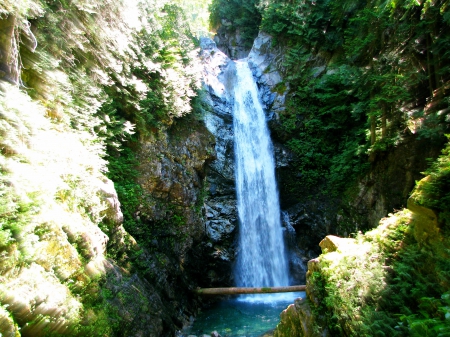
<box><xmin>232</xmin><ymin>60</ymin><xmax>290</xmax><ymax>297</ymax></box>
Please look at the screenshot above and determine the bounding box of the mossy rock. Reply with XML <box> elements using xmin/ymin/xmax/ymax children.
<box><xmin>273</xmin><ymin>297</ymin><xmax>321</xmax><ymax>337</ymax></box>
<box><xmin>407</xmin><ymin>196</ymin><xmax>440</xmax><ymax>245</ymax></box>
<box><xmin>319</xmin><ymin>235</ymin><xmax>357</xmax><ymax>254</ymax></box>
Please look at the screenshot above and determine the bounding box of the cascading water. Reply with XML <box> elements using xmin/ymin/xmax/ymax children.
<box><xmin>232</xmin><ymin>60</ymin><xmax>290</xmax><ymax>297</ymax></box>
<box><xmin>183</xmin><ymin>55</ymin><xmax>305</xmax><ymax>337</ymax></box>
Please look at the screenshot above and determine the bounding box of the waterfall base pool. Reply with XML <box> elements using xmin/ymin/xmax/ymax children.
<box><xmin>182</xmin><ymin>292</ymin><xmax>305</xmax><ymax>337</ymax></box>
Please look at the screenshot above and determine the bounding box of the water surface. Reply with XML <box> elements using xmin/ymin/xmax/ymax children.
<box><xmin>184</xmin><ymin>293</ymin><xmax>305</xmax><ymax>337</ymax></box>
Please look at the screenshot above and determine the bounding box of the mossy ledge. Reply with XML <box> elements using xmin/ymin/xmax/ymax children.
<box><xmin>273</xmin><ymin>146</ymin><xmax>450</xmax><ymax>336</ymax></box>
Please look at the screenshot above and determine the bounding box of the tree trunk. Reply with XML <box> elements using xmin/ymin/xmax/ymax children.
<box><xmin>381</xmin><ymin>104</ymin><xmax>387</xmax><ymax>139</ymax></box>
<box><xmin>370</xmin><ymin>114</ymin><xmax>376</xmax><ymax>145</ymax></box>
<box><xmin>195</xmin><ymin>285</ymin><xmax>307</xmax><ymax>296</ymax></box>
<box><xmin>426</xmin><ymin>34</ymin><xmax>434</xmax><ymax>97</ymax></box>
<box><xmin>0</xmin><ymin>14</ymin><xmax>18</xmax><ymax>84</ymax></box>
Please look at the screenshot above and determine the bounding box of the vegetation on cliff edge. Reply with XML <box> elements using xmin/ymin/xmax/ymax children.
<box><xmin>305</xmin><ymin>139</ymin><xmax>450</xmax><ymax>336</ymax></box>
<box><xmin>1</xmin><ymin>0</ymin><xmax>207</xmax><ymax>335</ymax></box>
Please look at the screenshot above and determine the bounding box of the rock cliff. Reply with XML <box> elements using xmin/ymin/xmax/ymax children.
<box><xmin>232</xmin><ymin>29</ymin><xmax>444</xmax><ymax>264</ymax></box>
<box><xmin>198</xmin><ymin>38</ymin><xmax>238</xmax><ymax>286</ymax></box>
<box><xmin>198</xmin><ymin>36</ymin><xmax>307</xmax><ymax>286</ymax></box>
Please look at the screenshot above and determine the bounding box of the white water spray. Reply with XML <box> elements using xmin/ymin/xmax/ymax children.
<box><xmin>232</xmin><ymin>60</ymin><xmax>290</xmax><ymax>300</ymax></box>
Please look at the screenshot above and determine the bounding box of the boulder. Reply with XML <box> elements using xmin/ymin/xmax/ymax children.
<box><xmin>273</xmin><ymin>297</ymin><xmax>322</xmax><ymax>337</ymax></box>
<box><xmin>319</xmin><ymin>235</ymin><xmax>357</xmax><ymax>254</ymax></box>
<box><xmin>407</xmin><ymin>193</ymin><xmax>440</xmax><ymax>245</ymax></box>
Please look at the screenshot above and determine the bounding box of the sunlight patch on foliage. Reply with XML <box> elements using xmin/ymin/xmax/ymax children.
<box><xmin>0</xmin><ymin>81</ymin><xmax>111</xmax><ymax>335</ymax></box>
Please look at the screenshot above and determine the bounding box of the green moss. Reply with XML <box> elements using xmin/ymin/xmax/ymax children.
<box><xmin>410</xmin><ymin>136</ymin><xmax>450</xmax><ymax>230</ymax></box>
<box><xmin>307</xmin><ymin>206</ymin><xmax>450</xmax><ymax>336</ymax></box>
<box><xmin>273</xmin><ymin>82</ymin><xmax>287</xmax><ymax>95</ymax></box>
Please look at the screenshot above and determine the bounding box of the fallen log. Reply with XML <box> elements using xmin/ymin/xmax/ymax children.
<box><xmin>194</xmin><ymin>285</ymin><xmax>306</xmax><ymax>296</ymax></box>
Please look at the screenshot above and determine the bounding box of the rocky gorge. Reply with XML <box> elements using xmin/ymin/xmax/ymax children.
<box><xmin>195</xmin><ymin>4</ymin><xmax>450</xmax><ymax>332</ymax></box>
<box><xmin>1</xmin><ymin>0</ymin><xmax>450</xmax><ymax>335</ymax></box>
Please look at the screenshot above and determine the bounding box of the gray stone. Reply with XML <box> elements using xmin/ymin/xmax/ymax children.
<box><xmin>312</xmin><ymin>66</ymin><xmax>326</xmax><ymax>78</ymax></box>
<box><xmin>248</xmin><ymin>31</ymin><xmax>289</xmax><ymax>115</ymax></box>
<box><xmin>274</xmin><ymin>143</ymin><xmax>293</xmax><ymax>168</ymax></box>
<box><xmin>213</xmin><ymin>24</ymin><xmax>251</xmax><ymax>59</ymax></box>
<box><xmin>206</xmin><ymin>219</ymin><xmax>234</xmax><ymax>242</ymax></box>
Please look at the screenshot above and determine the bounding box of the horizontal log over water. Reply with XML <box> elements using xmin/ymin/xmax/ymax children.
<box><xmin>194</xmin><ymin>285</ymin><xmax>306</xmax><ymax>295</ymax></box>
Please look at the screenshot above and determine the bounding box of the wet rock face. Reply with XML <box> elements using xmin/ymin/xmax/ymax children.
<box><xmin>200</xmin><ymin>36</ymin><xmax>309</xmax><ymax>286</ymax></box>
<box><xmin>134</xmin><ymin>115</ymin><xmax>216</xmax><ymax>265</ymax></box>
<box><xmin>248</xmin><ymin>32</ymin><xmax>288</xmax><ymax>119</ymax></box>
<box><xmin>213</xmin><ymin>21</ymin><xmax>251</xmax><ymax>60</ymax></box>
<box><xmin>283</xmin><ymin>202</ymin><xmax>333</xmax><ymax>258</ymax></box>
<box><xmin>137</xmin><ymin>119</ymin><xmax>215</xmax><ymax>213</ymax></box>
<box><xmin>341</xmin><ymin>135</ymin><xmax>444</xmax><ymax>231</ymax></box>
<box><xmin>198</xmin><ymin>38</ymin><xmax>239</xmax><ymax>286</ymax></box>
<box><xmin>281</xmin><ymin>205</ymin><xmax>325</xmax><ymax>285</ymax></box>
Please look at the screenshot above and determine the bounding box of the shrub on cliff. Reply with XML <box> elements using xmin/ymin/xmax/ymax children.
<box><xmin>258</xmin><ymin>0</ymin><xmax>450</xmax><ymax>200</ymax></box>
<box><xmin>307</xmin><ymin>140</ymin><xmax>450</xmax><ymax>335</ymax></box>
<box><xmin>209</xmin><ymin>0</ymin><xmax>262</xmax><ymax>47</ymax></box>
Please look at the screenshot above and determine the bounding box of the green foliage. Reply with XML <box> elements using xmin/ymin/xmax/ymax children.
<box><xmin>0</xmin><ymin>173</ymin><xmax>39</xmax><ymax>250</ymax></box>
<box><xmin>259</xmin><ymin>0</ymin><xmax>450</xmax><ymax>199</ymax></box>
<box><xmin>1</xmin><ymin>0</ymin><xmax>205</xmax><ymax>334</ymax></box>
<box><xmin>69</xmin><ymin>276</ymin><xmax>122</xmax><ymax>336</ymax></box>
<box><xmin>173</xmin><ymin>0</ymin><xmax>213</xmax><ymax>38</ymax></box>
<box><xmin>86</xmin><ymin>1</ymin><xmax>202</xmax><ymax>141</ymax></box>
<box><xmin>261</xmin><ymin>0</ymin><xmax>338</xmax><ymax>51</ymax></box>
<box><xmin>413</xmin><ymin>136</ymin><xmax>450</xmax><ymax>228</ymax></box>
<box><xmin>309</xmin><ymin>207</ymin><xmax>450</xmax><ymax>336</ymax></box>
<box><xmin>277</xmin><ymin>64</ymin><xmax>369</xmax><ymax>195</ymax></box>
<box><xmin>398</xmin><ymin>292</ymin><xmax>450</xmax><ymax>337</ymax></box>
<box><xmin>9</xmin><ymin>0</ymin><xmax>202</xmax><ymax>146</ymax></box>
<box><xmin>209</xmin><ymin>0</ymin><xmax>262</xmax><ymax>47</ymax></box>
<box><xmin>106</xmin><ymin>138</ymin><xmax>142</xmax><ymax>233</ymax></box>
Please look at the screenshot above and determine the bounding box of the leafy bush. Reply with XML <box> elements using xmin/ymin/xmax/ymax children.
<box><xmin>412</xmin><ymin>136</ymin><xmax>450</xmax><ymax>229</ymax></box>
<box><xmin>275</xmin><ymin>64</ymin><xmax>369</xmax><ymax>195</ymax></box>
<box><xmin>309</xmin><ymin>149</ymin><xmax>450</xmax><ymax>336</ymax></box>
<box><xmin>259</xmin><ymin>0</ymin><xmax>450</xmax><ymax>200</ymax></box>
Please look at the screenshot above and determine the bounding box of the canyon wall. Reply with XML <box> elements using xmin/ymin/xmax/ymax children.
<box><xmin>214</xmin><ymin>28</ymin><xmax>444</xmax><ymax>262</ymax></box>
